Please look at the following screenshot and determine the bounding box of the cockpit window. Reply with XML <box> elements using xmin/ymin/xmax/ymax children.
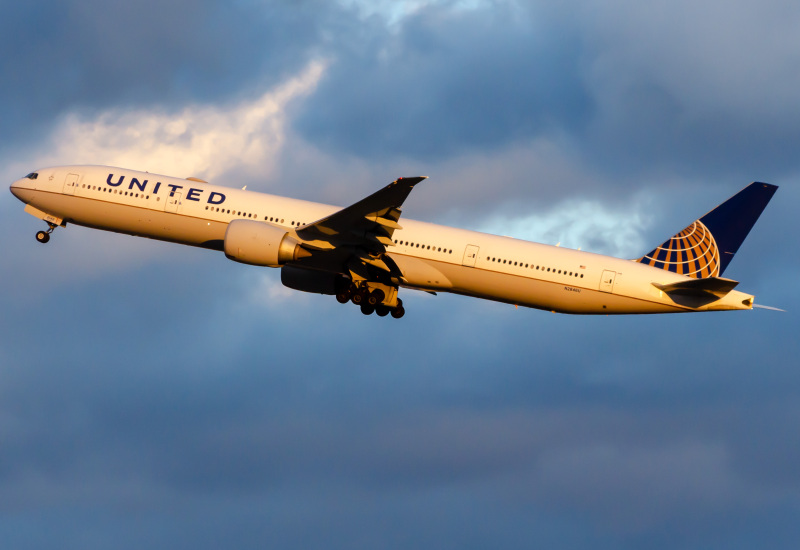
<box><xmin>25</xmin><ymin>172</ymin><xmax>38</xmax><ymax>180</ymax></box>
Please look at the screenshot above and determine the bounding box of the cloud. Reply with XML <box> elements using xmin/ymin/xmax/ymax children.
<box><xmin>0</xmin><ymin>0</ymin><xmax>328</xmax><ymax>145</ymax></box>
<box><xmin>294</xmin><ymin>2</ymin><xmax>592</xmax><ymax>161</ymax></box>
<box><xmin>3</xmin><ymin>1</ymin><xmax>800</xmax><ymax>549</ymax></box>
<box><xmin>28</xmin><ymin>60</ymin><xmax>325</xmax><ymax>181</ymax></box>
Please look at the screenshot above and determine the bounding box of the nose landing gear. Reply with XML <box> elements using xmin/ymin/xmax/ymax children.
<box><xmin>35</xmin><ymin>222</ymin><xmax>58</xmax><ymax>244</ymax></box>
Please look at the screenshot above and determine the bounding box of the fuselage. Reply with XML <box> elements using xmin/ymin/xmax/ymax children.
<box><xmin>10</xmin><ymin>165</ymin><xmax>755</xmax><ymax>314</ymax></box>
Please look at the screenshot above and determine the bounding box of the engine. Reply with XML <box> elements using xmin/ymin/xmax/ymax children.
<box><xmin>280</xmin><ymin>265</ymin><xmax>343</xmax><ymax>295</ymax></box>
<box><xmin>224</xmin><ymin>220</ymin><xmax>307</xmax><ymax>267</ymax></box>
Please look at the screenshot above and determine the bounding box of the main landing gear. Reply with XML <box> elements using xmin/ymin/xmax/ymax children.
<box><xmin>335</xmin><ymin>282</ymin><xmax>405</xmax><ymax>318</ymax></box>
<box><xmin>35</xmin><ymin>222</ymin><xmax>58</xmax><ymax>244</ymax></box>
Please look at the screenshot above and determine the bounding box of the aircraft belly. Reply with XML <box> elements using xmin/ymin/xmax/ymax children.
<box><xmin>25</xmin><ymin>191</ymin><xmax>227</xmax><ymax>248</ymax></box>
<box><xmin>431</xmin><ymin>261</ymin><xmax>685</xmax><ymax>314</ymax></box>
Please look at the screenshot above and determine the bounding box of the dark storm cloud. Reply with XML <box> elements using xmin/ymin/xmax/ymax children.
<box><xmin>0</xmin><ymin>0</ymin><xmax>329</xmax><ymax>145</ymax></box>
<box><xmin>2</xmin><ymin>237</ymin><xmax>799</xmax><ymax>549</ymax></box>
<box><xmin>285</xmin><ymin>1</ymin><xmax>800</xmax><ymax>190</ymax></box>
<box><xmin>295</xmin><ymin>4</ymin><xmax>592</xmax><ymax>161</ymax></box>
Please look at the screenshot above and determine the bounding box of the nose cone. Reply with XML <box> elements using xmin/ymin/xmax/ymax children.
<box><xmin>10</xmin><ymin>179</ymin><xmax>24</xmax><ymax>200</ymax></box>
<box><xmin>10</xmin><ymin>175</ymin><xmax>35</xmax><ymax>202</ymax></box>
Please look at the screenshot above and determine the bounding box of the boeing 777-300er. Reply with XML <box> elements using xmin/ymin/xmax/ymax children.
<box><xmin>10</xmin><ymin>166</ymin><xmax>777</xmax><ymax>318</ymax></box>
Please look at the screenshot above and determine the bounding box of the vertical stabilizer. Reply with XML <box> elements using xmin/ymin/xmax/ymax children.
<box><xmin>636</xmin><ymin>182</ymin><xmax>777</xmax><ymax>277</ymax></box>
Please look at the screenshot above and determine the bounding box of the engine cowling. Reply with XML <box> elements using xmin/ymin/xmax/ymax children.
<box><xmin>281</xmin><ymin>265</ymin><xmax>342</xmax><ymax>295</ymax></box>
<box><xmin>224</xmin><ymin>220</ymin><xmax>305</xmax><ymax>267</ymax></box>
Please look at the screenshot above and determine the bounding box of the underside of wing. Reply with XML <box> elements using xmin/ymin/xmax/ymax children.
<box><xmin>295</xmin><ymin>176</ymin><xmax>426</xmax><ymax>278</ymax></box>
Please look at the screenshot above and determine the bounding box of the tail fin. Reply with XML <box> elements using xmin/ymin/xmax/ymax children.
<box><xmin>636</xmin><ymin>182</ymin><xmax>778</xmax><ymax>278</ymax></box>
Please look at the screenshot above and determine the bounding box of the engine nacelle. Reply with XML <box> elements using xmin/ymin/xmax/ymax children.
<box><xmin>224</xmin><ymin>220</ymin><xmax>305</xmax><ymax>267</ymax></box>
<box><xmin>281</xmin><ymin>265</ymin><xmax>342</xmax><ymax>295</ymax></box>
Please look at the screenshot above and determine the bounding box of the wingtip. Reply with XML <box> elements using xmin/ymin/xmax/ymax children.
<box><xmin>396</xmin><ymin>176</ymin><xmax>428</xmax><ymax>185</ymax></box>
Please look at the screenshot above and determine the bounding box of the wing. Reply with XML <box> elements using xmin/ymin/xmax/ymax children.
<box><xmin>295</xmin><ymin>176</ymin><xmax>427</xmax><ymax>279</ymax></box>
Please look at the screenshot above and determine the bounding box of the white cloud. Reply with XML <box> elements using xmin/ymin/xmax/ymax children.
<box><xmin>478</xmin><ymin>198</ymin><xmax>651</xmax><ymax>258</ymax></box>
<box><xmin>3</xmin><ymin>60</ymin><xmax>326</xmax><ymax>186</ymax></box>
<box><xmin>338</xmin><ymin>0</ymin><xmax>496</xmax><ymax>25</ymax></box>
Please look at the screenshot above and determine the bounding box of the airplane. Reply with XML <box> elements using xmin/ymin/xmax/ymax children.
<box><xmin>9</xmin><ymin>165</ymin><xmax>777</xmax><ymax>318</ymax></box>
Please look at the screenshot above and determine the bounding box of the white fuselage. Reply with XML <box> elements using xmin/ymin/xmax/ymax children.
<box><xmin>10</xmin><ymin>166</ymin><xmax>755</xmax><ymax>314</ymax></box>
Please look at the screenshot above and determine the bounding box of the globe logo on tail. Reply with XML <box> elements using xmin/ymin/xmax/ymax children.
<box><xmin>637</xmin><ymin>220</ymin><xmax>720</xmax><ymax>278</ymax></box>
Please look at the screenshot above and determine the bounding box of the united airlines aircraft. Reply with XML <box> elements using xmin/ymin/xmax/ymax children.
<box><xmin>10</xmin><ymin>166</ymin><xmax>777</xmax><ymax>318</ymax></box>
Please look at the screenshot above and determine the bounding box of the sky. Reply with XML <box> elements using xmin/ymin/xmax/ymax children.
<box><xmin>1</xmin><ymin>1</ymin><xmax>799</xmax><ymax>548</ymax></box>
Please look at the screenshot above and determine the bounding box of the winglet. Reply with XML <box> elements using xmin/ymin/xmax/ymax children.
<box><xmin>636</xmin><ymin>182</ymin><xmax>778</xmax><ymax>277</ymax></box>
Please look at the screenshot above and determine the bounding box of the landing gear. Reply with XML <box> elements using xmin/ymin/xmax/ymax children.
<box><xmin>367</xmin><ymin>289</ymin><xmax>384</xmax><ymax>306</ymax></box>
<box><xmin>336</xmin><ymin>281</ymin><xmax>405</xmax><ymax>319</ymax></box>
<box><xmin>351</xmin><ymin>288</ymin><xmax>367</xmax><ymax>305</ymax></box>
<box><xmin>35</xmin><ymin>222</ymin><xmax>58</xmax><ymax>244</ymax></box>
<box><xmin>390</xmin><ymin>298</ymin><xmax>405</xmax><ymax>319</ymax></box>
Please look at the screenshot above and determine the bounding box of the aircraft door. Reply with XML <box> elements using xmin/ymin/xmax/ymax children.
<box><xmin>165</xmin><ymin>192</ymin><xmax>182</xmax><ymax>213</ymax></box>
<box><xmin>63</xmin><ymin>173</ymin><xmax>80</xmax><ymax>195</ymax></box>
<box><xmin>462</xmin><ymin>244</ymin><xmax>480</xmax><ymax>267</ymax></box>
<box><xmin>599</xmin><ymin>270</ymin><xmax>616</xmax><ymax>293</ymax></box>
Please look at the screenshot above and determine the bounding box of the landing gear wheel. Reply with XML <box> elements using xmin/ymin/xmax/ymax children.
<box><xmin>368</xmin><ymin>289</ymin><xmax>385</xmax><ymax>306</ymax></box>
<box><xmin>352</xmin><ymin>287</ymin><xmax>369</xmax><ymax>305</ymax></box>
<box><xmin>336</xmin><ymin>291</ymin><xmax>351</xmax><ymax>304</ymax></box>
<box><xmin>36</xmin><ymin>230</ymin><xmax>50</xmax><ymax>244</ymax></box>
<box><xmin>390</xmin><ymin>298</ymin><xmax>405</xmax><ymax>319</ymax></box>
<box><xmin>375</xmin><ymin>306</ymin><xmax>390</xmax><ymax>317</ymax></box>
<box><xmin>360</xmin><ymin>304</ymin><xmax>375</xmax><ymax>315</ymax></box>
<box><xmin>390</xmin><ymin>306</ymin><xmax>405</xmax><ymax>319</ymax></box>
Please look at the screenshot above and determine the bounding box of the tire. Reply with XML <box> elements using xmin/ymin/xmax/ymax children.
<box><xmin>369</xmin><ymin>289</ymin><xmax>385</xmax><ymax>305</ymax></box>
<box><xmin>375</xmin><ymin>306</ymin><xmax>389</xmax><ymax>317</ymax></box>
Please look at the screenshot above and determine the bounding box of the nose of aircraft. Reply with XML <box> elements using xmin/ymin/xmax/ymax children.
<box><xmin>10</xmin><ymin>178</ymin><xmax>23</xmax><ymax>199</ymax></box>
<box><xmin>9</xmin><ymin>176</ymin><xmax>36</xmax><ymax>203</ymax></box>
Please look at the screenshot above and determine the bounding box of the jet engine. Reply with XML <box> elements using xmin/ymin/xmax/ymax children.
<box><xmin>224</xmin><ymin>220</ymin><xmax>308</xmax><ymax>267</ymax></box>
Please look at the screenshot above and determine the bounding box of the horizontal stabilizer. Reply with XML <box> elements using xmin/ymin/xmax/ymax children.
<box><xmin>653</xmin><ymin>276</ymin><xmax>739</xmax><ymax>298</ymax></box>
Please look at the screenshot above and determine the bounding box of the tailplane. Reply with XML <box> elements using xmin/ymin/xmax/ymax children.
<box><xmin>636</xmin><ymin>182</ymin><xmax>777</xmax><ymax>278</ymax></box>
